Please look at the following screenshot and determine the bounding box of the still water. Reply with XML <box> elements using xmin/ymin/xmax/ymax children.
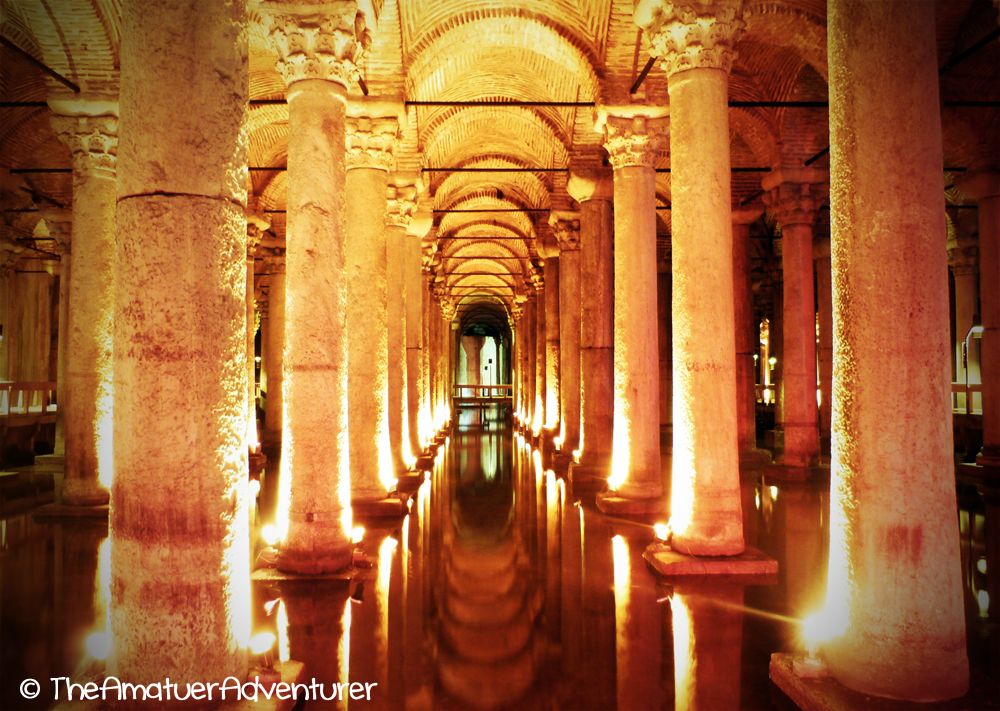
<box><xmin>1</xmin><ymin>413</ymin><xmax>997</xmax><ymax>709</ymax></box>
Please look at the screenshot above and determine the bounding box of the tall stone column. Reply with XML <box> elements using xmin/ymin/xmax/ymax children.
<box><xmin>245</xmin><ymin>213</ymin><xmax>268</xmax><ymax>452</ymax></box>
<box><xmin>732</xmin><ymin>207</ymin><xmax>768</xmax><ymax>464</ymax></box>
<box><xmin>50</xmin><ymin>98</ymin><xmax>118</xmax><ymax>505</ymax></box>
<box><xmin>262</xmin><ymin>248</ymin><xmax>285</xmax><ymax>444</ymax></box>
<box><xmin>387</xmin><ymin>180</ymin><xmax>417</xmax><ymax>471</ymax></box>
<box><xmin>947</xmin><ymin>235</ymin><xmax>979</xmax><ymax>402</ymax></box>
<box><xmin>815</xmin><ymin>234</ymin><xmax>833</xmax><ymax>444</ymax></box>
<box><xmin>551</xmin><ymin>212</ymin><xmax>581</xmax><ymax>452</ymax></box>
<box><xmin>533</xmin><ymin>277</ymin><xmax>547</xmax><ymax>434</ymax></box>
<box><xmin>524</xmin><ymin>296</ymin><xmax>537</xmax><ymax>428</ymax></box>
<box><xmin>820</xmin><ymin>0</ymin><xmax>968</xmax><ymax>699</ymax></box>
<box><xmin>637</xmin><ymin>0</ymin><xmax>744</xmax><ymax>551</ymax></box>
<box><xmin>596</xmin><ymin>108</ymin><xmax>667</xmax><ymax>512</ymax></box>
<box><xmin>657</xmin><ymin>249</ymin><xmax>672</xmax><ymax>445</ymax></box>
<box><xmin>958</xmin><ymin>173</ymin><xmax>1000</xmax><ymax>467</ymax></box>
<box><xmin>567</xmin><ymin>171</ymin><xmax>614</xmax><ymax>475</ymax></box>
<box><xmin>405</xmin><ymin>210</ymin><xmax>431</xmax><ymax>451</ymax></box>
<box><xmin>111</xmin><ymin>0</ymin><xmax>250</xmax><ymax>683</ymax></box>
<box><xmin>542</xmin><ymin>253</ymin><xmax>561</xmax><ymax>432</ymax></box>
<box><xmin>346</xmin><ymin>104</ymin><xmax>401</xmax><ymax>500</ymax></box>
<box><xmin>460</xmin><ymin>335</ymin><xmax>483</xmax><ymax>385</ymax></box>
<box><xmin>41</xmin><ymin>210</ymin><xmax>72</xmax><ymax>458</ymax></box>
<box><xmin>426</xmin><ymin>282</ymin><xmax>439</xmax><ymax>428</ymax></box>
<box><xmin>263</xmin><ymin>1</ymin><xmax>369</xmax><ymax>572</ymax></box>
<box><xmin>762</xmin><ymin>169</ymin><xmax>826</xmax><ymax>469</ymax></box>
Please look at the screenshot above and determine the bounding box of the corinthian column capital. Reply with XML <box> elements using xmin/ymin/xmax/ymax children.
<box><xmin>596</xmin><ymin>108</ymin><xmax>669</xmax><ymax>170</ymax></box>
<box><xmin>345</xmin><ymin>109</ymin><xmax>400</xmax><ymax>171</ymax></box>
<box><xmin>761</xmin><ymin>168</ymin><xmax>828</xmax><ymax>227</ymax></box>
<box><xmin>261</xmin><ymin>1</ymin><xmax>371</xmax><ymax>89</ymax></box>
<box><xmin>549</xmin><ymin>210</ymin><xmax>581</xmax><ymax>251</ymax></box>
<box><xmin>634</xmin><ymin>0</ymin><xmax>745</xmax><ymax>78</ymax></box>
<box><xmin>386</xmin><ymin>180</ymin><xmax>418</xmax><ymax>227</ymax></box>
<box><xmin>41</xmin><ymin>209</ymin><xmax>73</xmax><ymax>255</ymax></box>
<box><xmin>49</xmin><ymin>98</ymin><xmax>119</xmax><ymax>180</ymax></box>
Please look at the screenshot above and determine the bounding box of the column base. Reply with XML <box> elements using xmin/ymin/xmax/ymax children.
<box><xmin>415</xmin><ymin>453</ymin><xmax>436</xmax><ymax>469</ymax></box>
<box><xmin>764</xmin><ymin>461</ymin><xmax>830</xmax><ymax>483</ymax></box>
<box><xmin>352</xmin><ymin>492</ymin><xmax>409</xmax><ymax>519</ymax></box>
<box><xmin>739</xmin><ymin>447</ymin><xmax>773</xmax><ymax>467</ymax></box>
<box><xmin>643</xmin><ymin>542</ymin><xmax>777</xmax><ymax>577</ymax></box>
<box><xmin>61</xmin><ymin>478</ymin><xmax>110</xmax><ymax>507</ymax></box>
<box><xmin>396</xmin><ymin>470</ymin><xmax>425</xmax><ymax>491</ymax></box>
<box><xmin>33</xmin><ymin>501</ymin><xmax>109</xmax><ymax>521</ymax></box>
<box><xmin>595</xmin><ymin>491</ymin><xmax>664</xmax><ymax>516</ymax></box>
<box><xmin>569</xmin><ymin>460</ymin><xmax>610</xmax><ymax>493</ymax></box>
<box><xmin>976</xmin><ymin>446</ymin><xmax>1000</xmax><ymax>472</ymax></box>
<box><xmin>273</xmin><ymin>544</ymin><xmax>354</xmax><ymax>576</ymax></box>
<box><xmin>34</xmin><ymin>453</ymin><xmax>65</xmax><ymax>467</ymax></box>
<box><xmin>249</xmin><ymin>449</ymin><xmax>268</xmax><ymax>476</ymax></box>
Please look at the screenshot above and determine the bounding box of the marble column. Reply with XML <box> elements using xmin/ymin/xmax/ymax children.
<box><xmin>111</xmin><ymin>0</ymin><xmax>250</xmax><ymax>682</ymax></box>
<box><xmin>597</xmin><ymin>108</ymin><xmax>667</xmax><ymax>512</ymax></box>
<box><xmin>958</xmin><ymin>173</ymin><xmax>1000</xmax><ymax>466</ymax></box>
<box><xmin>406</xmin><ymin>210</ymin><xmax>431</xmax><ymax>451</ymax></box>
<box><xmin>637</xmin><ymin>0</ymin><xmax>745</xmax><ymax>551</ymax></box>
<box><xmin>533</xmin><ymin>276</ymin><xmax>547</xmax><ymax>435</ymax></box>
<box><xmin>41</xmin><ymin>210</ymin><xmax>72</xmax><ymax>458</ymax></box>
<box><xmin>245</xmin><ymin>213</ymin><xmax>268</xmax><ymax>452</ymax></box>
<box><xmin>657</xmin><ymin>250</ymin><xmax>672</xmax><ymax>445</ymax></box>
<box><xmin>815</xmin><ymin>234</ymin><xmax>833</xmax><ymax>443</ymax></box>
<box><xmin>346</xmin><ymin>103</ymin><xmax>401</xmax><ymax>500</ymax></box>
<box><xmin>50</xmin><ymin>99</ymin><xmax>118</xmax><ymax>506</ymax></box>
<box><xmin>461</xmin><ymin>335</ymin><xmax>483</xmax><ymax>385</ymax></box>
<box><xmin>262</xmin><ymin>248</ymin><xmax>285</xmax><ymax>444</ymax></box>
<box><xmin>387</xmin><ymin>180</ymin><xmax>417</xmax><ymax>472</ymax></box>
<box><xmin>732</xmin><ymin>207</ymin><xmax>769</xmax><ymax>464</ymax></box>
<box><xmin>822</xmin><ymin>0</ymin><xmax>968</xmax><ymax>699</ymax></box>
<box><xmin>550</xmin><ymin>212</ymin><xmax>581</xmax><ymax>451</ymax></box>
<box><xmin>264</xmin><ymin>1</ymin><xmax>369</xmax><ymax>573</ymax></box>
<box><xmin>524</xmin><ymin>296</ymin><xmax>537</xmax><ymax>428</ymax></box>
<box><xmin>567</xmin><ymin>171</ymin><xmax>614</xmax><ymax>474</ymax></box>
<box><xmin>542</xmin><ymin>253</ymin><xmax>561</xmax><ymax>432</ymax></box>
<box><xmin>762</xmin><ymin>170</ymin><xmax>826</xmax><ymax>468</ymax></box>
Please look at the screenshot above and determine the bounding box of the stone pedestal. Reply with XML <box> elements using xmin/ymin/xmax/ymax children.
<box><xmin>822</xmin><ymin>0</ymin><xmax>968</xmax><ymax>699</ymax></box>
<box><xmin>636</xmin><ymin>0</ymin><xmax>745</xmax><ymax>552</ymax></box>
<box><xmin>595</xmin><ymin>108</ymin><xmax>668</xmax><ymax>514</ymax></box>
<box><xmin>50</xmin><ymin>100</ymin><xmax>118</xmax><ymax>506</ymax></box>
<box><xmin>568</xmin><ymin>171</ymin><xmax>614</xmax><ymax>477</ymax></box>
<box><xmin>111</xmin><ymin>0</ymin><xmax>251</xmax><ymax>683</ymax></box>
<box><xmin>263</xmin><ymin>1</ymin><xmax>368</xmax><ymax>574</ymax></box>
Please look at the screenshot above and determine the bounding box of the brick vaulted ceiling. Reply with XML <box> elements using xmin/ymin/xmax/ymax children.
<box><xmin>1</xmin><ymin>0</ymin><xmax>999</xmax><ymax>314</ymax></box>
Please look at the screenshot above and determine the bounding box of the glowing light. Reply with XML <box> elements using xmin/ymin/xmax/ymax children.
<box><xmin>612</xmin><ymin>534</ymin><xmax>631</xmax><ymax>600</ymax></box>
<box><xmin>769</xmin><ymin>485</ymin><xmax>779</xmax><ymax>501</ymax></box>
<box><xmin>653</xmin><ymin>522</ymin><xmax>670</xmax><ymax>542</ymax></box>
<box><xmin>668</xmin><ymin>404</ymin><xmax>696</xmax><ymax>537</ymax></box>
<box><xmin>762</xmin><ymin>388</ymin><xmax>773</xmax><ymax>405</ymax></box>
<box><xmin>226</xmin><ymin>474</ymin><xmax>253</xmax><ymax>649</ymax></box>
<box><xmin>816</xmin><ymin>388</ymin><xmax>823</xmax><ymax>407</ymax></box>
<box><xmin>84</xmin><ymin>632</ymin><xmax>112</xmax><ymax>661</ymax></box>
<box><xmin>553</xmin><ymin>434</ymin><xmax>565</xmax><ymax>450</ymax></box>
<box><xmin>977</xmin><ymin>557</ymin><xmax>987</xmax><ymax>575</ymax></box>
<box><xmin>261</xmin><ymin>523</ymin><xmax>281</xmax><ymax>547</ymax></box>
<box><xmin>351</xmin><ymin>526</ymin><xmax>366</xmax><ymax>544</ymax></box>
<box><xmin>339</xmin><ymin>598</ymin><xmax>351</xmax><ymax>685</ymax></box>
<box><xmin>571</xmin><ymin>448</ymin><xmax>582</xmax><ymax>462</ymax></box>
<box><xmin>671</xmin><ymin>595</ymin><xmax>695</xmax><ymax>708</ymax></box>
<box><xmin>768</xmin><ymin>356</ymin><xmax>777</xmax><ymax>366</ymax></box>
<box><xmin>249</xmin><ymin>479</ymin><xmax>261</xmax><ymax>499</ymax></box>
<box><xmin>378</xmin><ymin>536</ymin><xmax>398</xmax><ymax>593</ymax></box>
<box><xmin>754</xmin><ymin>491</ymin><xmax>761</xmax><ymax>510</ymax></box>
<box><xmin>249</xmin><ymin>631</ymin><xmax>276</xmax><ymax>656</ymax></box>
<box><xmin>608</xmin><ymin>396</ymin><xmax>630</xmax><ymax>491</ymax></box>
<box><xmin>978</xmin><ymin>590</ymin><xmax>990</xmax><ymax>618</ymax></box>
<box><xmin>263</xmin><ymin>598</ymin><xmax>279</xmax><ymax>615</ymax></box>
<box><xmin>96</xmin><ymin>379</ymin><xmax>114</xmax><ymax>490</ymax></box>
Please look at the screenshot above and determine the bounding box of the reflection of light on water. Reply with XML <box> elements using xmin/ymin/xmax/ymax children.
<box><xmin>482</xmin><ymin>432</ymin><xmax>497</xmax><ymax>481</ymax></box>
<box><xmin>612</xmin><ymin>535</ymin><xmax>631</xmax><ymax>617</ymax></box>
<box><xmin>978</xmin><ymin>590</ymin><xmax>990</xmax><ymax>618</ymax></box>
<box><xmin>276</xmin><ymin>600</ymin><xmax>290</xmax><ymax>663</ymax></box>
<box><xmin>671</xmin><ymin>595</ymin><xmax>694</xmax><ymax>711</ymax></box>
<box><xmin>84</xmin><ymin>537</ymin><xmax>113</xmax><ymax>661</ymax></box>
<box><xmin>340</xmin><ymin>598</ymin><xmax>351</xmax><ymax>688</ymax></box>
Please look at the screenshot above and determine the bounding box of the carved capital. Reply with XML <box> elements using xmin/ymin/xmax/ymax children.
<box><xmin>51</xmin><ymin>111</ymin><xmax>118</xmax><ymax>180</ymax></box>
<box><xmin>948</xmin><ymin>236</ymin><xmax>979</xmax><ymax>275</ymax></box>
<box><xmin>762</xmin><ymin>169</ymin><xmax>828</xmax><ymax>227</ymax></box>
<box><xmin>0</xmin><ymin>239</ymin><xmax>24</xmax><ymax>276</ymax></box>
<box><xmin>567</xmin><ymin>168</ymin><xmax>613</xmax><ymax>203</ymax></box>
<box><xmin>345</xmin><ymin>114</ymin><xmax>399</xmax><ymax>171</ymax></box>
<box><xmin>549</xmin><ymin>210</ymin><xmax>581</xmax><ymax>251</ymax></box>
<box><xmin>597</xmin><ymin>110</ymin><xmax>669</xmax><ymax>170</ymax></box>
<box><xmin>635</xmin><ymin>0</ymin><xmax>745</xmax><ymax>78</ymax></box>
<box><xmin>262</xmin><ymin>247</ymin><xmax>286</xmax><ymax>275</ymax></box>
<box><xmin>41</xmin><ymin>209</ymin><xmax>73</xmax><ymax>255</ymax></box>
<box><xmin>262</xmin><ymin>1</ymin><xmax>370</xmax><ymax>89</ymax></box>
<box><xmin>246</xmin><ymin>212</ymin><xmax>271</xmax><ymax>257</ymax></box>
<box><xmin>386</xmin><ymin>181</ymin><xmax>418</xmax><ymax>228</ymax></box>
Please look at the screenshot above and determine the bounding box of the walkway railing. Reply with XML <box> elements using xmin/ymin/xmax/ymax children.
<box><xmin>952</xmin><ymin>382</ymin><xmax>983</xmax><ymax>415</ymax></box>
<box><xmin>452</xmin><ymin>384</ymin><xmax>513</xmax><ymax>407</ymax></box>
<box><xmin>0</xmin><ymin>382</ymin><xmax>57</xmax><ymax>417</ymax></box>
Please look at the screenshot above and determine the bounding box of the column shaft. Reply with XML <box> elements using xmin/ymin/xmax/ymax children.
<box><xmin>404</xmin><ymin>234</ymin><xmax>423</xmax><ymax>450</ymax></box>
<box><xmin>544</xmin><ymin>258</ymin><xmax>560</xmax><ymax>431</ymax></box>
<box><xmin>263</xmin><ymin>268</ymin><xmax>285</xmax><ymax>443</ymax></box>
<box><xmin>824</xmin><ymin>0</ymin><xmax>968</xmax><ymax>698</ymax></box>
<box><xmin>815</xmin><ymin>240</ymin><xmax>833</xmax><ymax>442</ymax></box>
<box><xmin>733</xmin><ymin>214</ymin><xmax>761</xmax><ymax>460</ymax></box>
<box><xmin>559</xmin><ymin>248</ymin><xmax>581</xmax><ymax>449</ymax></box>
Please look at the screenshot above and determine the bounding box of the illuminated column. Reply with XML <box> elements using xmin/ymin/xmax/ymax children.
<box><xmin>533</xmin><ymin>276</ymin><xmax>547</xmax><ymax>434</ymax></box>
<box><xmin>568</xmin><ymin>170</ymin><xmax>614</xmax><ymax>474</ymax></box>
<box><xmin>732</xmin><ymin>207</ymin><xmax>768</xmax><ymax>464</ymax></box>
<box><xmin>387</xmin><ymin>180</ymin><xmax>417</xmax><ymax>472</ymax></box>
<box><xmin>542</xmin><ymin>252</ymin><xmax>561</xmax><ymax>432</ymax></box>
<box><xmin>112</xmin><ymin>0</ymin><xmax>250</xmax><ymax>683</ymax></box>
<box><xmin>262</xmin><ymin>248</ymin><xmax>285</xmax><ymax>444</ymax></box>
<box><xmin>524</xmin><ymin>296</ymin><xmax>537</xmax><ymax>426</ymax></box>
<box><xmin>406</xmin><ymin>210</ymin><xmax>431</xmax><ymax>450</ymax></box>
<box><xmin>346</xmin><ymin>105</ymin><xmax>401</xmax><ymax>500</ymax></box>
<box><xmin>42</xmin><ymin>210</ymin><xmax>72</xmax><ymax>457</ymax></box>
<box><xmin>50</xmin><ymin>99</ymin><xmax>118</xmax><ymax>506</ymax></box>
<box><xmin>815</xmin><ymin>234</ymin><xmax>833</xmax><ymax>443</ymax></box>
<box><xmin>657</xmin><ymin>248</ymin><xmax>672</xmax><ymax>443</ymax></box>
<box><xmin>637</xmin><ymin>0</ymin><xmax>744</xmax><ymax>550</ymax></box>
<box><xmin>461</xmin><ymin>335</ymin><xmax>483</xmax><ymax>385</ymax></box>
<box><xmin>264</xmin><ymin>1</ymin><xmax>368</xmax><ymax>572</ymax></box>
<box><xmin>762</xmin><ymin>170</ymin><xmax>826</xmax><ymax>468</ymax></box>
<box><xmin>551</xmin><ymin>212</ymin><xmax>581</xmax><ymax>451</ymax></box>
<box><xmin>245</xmin><ymin>213</ymin><xmax>268</xmax><ymax>452</ymax></box>
<box><xmin>820</xmin><ymin>0</ymin><xmax>968</xmax><ymax>699</ymax></box>
<box><xmin>958</xmin><ymin>173</ymin><xmax>1000</xmax><ymax>466</ymax></box>
<box><xmin>597</xmin><ymin>109</ymin><xmax>667</xmax><ymax>511</ymax></box>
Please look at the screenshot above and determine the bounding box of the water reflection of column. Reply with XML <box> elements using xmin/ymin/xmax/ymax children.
<box><xmin>561</xmin><ymin>500</ymin><xmax>585</xmax><ymax>680</ymax></box>
<box><xmin>350</xmin><ymin>534</ymin><xmax>397</xmax><ymax>710</ymax></box>
<box><xmin>612</xmin><ymin>534</ymin><xmax>662</xmax><ymax>710</ymax></box>
<box><xmin>280</xmin><ymin>583</ymin><xmax>351</xmax><ymax>711</ymax></box>
<box><xmin>580</xmin><ymin>509</ymin><xmax>616</xmax><ymax>707</ymax></box>
<box><xmin>671</xmin><ymin>585</ymin><xmax>744</xmax><ymax>710</ymax></box>
<box><xmin>774</xmin><ymin>483</ymin><xmax>826</xmax><ymax>618</ymax></box>
<box><xmin>544</xmin><ymin>472</ymin><xmax>562</xmax><ymax>641</ymax></box>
